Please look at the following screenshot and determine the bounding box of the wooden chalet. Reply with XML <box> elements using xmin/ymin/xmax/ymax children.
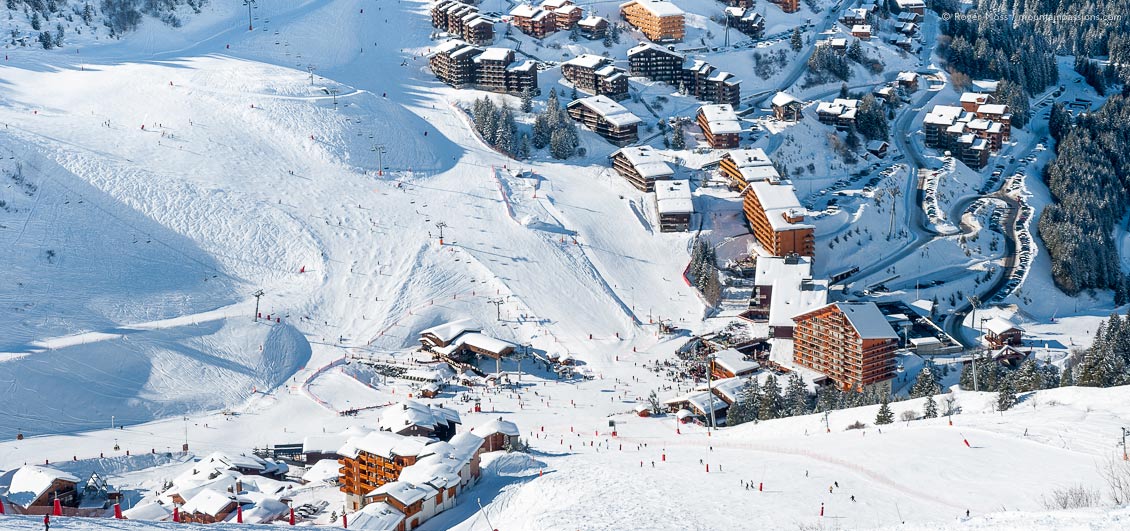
<box><xmin>509</xmin><ymin>4</ymin><xmax>556</xmax><ymax>38</ymax></box>
<box><xmin>610</xmin><ymin>145</ymin><xmax>674</xmax><ymax>192</ymax></box>
<box><xmin>770</xmin><ymin>92</ymin><xmax>802</xmax><ymax>121</ymax></box>
<box><xmin>696</xmin><ymin>104</ymin><xmax>741</xmax><ymax>149</ymax></box>
<box><xmin>744</xmin><ymin>180</ymin><xmax>814</xmax><ymax>257</ymax></box>
<box><xmin>719</xmin><ymin>148</ymin><xmax>778</xmax><ymax>190</ymax></box>
<box><xmin>627</xmin><ymin>42</ymin><xmax>685</xmax><ymax>84</ymax></box>
<box><xmin>850</xmin><ymin>24</ymin><xmax>871</xmax><ymax>40</ymax></box>
<box><xmin>709</xmin><ymin>348</ymin><xmax>760</xmax><ymax>379</ymax></box>
<box><xmin>567</xmin><ymin>95</ymin><xmax>642</xmax><ymax>146</ymax></box>
<box><xmin>1</xmin><ymin>466</ymin><xmax>81</xmax><ymax>513</ymax></box>
<box><xmin>429</xmin><ymin>40</ymin><xmax>483</xmax><ymax>88</ymax></box>
<box><xmin>560</xmin><ymin>54</ymin><xmax>629</xmax><ymax>100</ymax></box>
<box><xmin>724</xmin><ymin>7</ymin><xmax>765</xmax><ymax>39</ymax></box>
<box><xmin>180</xmin><ymin>489</ymin><xmax>239</xmax><ymax>524</ymax></box>
<box><xmin>682</xmin><ymin>60</ymin><xmax>741</xmax><ymax>106</ymax></box>
<box><xmin>654</xmin><ymin>179</ymin><xmax>693</xmax><ymax>232</ymax></box>
<box><xmin>338</xmin><ymin>431</ymin><xmax>432</xmax><ymax>510</ymax></box>
<box><xmin>984</xmin><ymin>317</ymin><xmax>1022</xmax><ymax>348</ymax></box>
<box><xmin>896</xmin><ymin>71</ymin><xmax>919</xmax><ymax>92</ymax></box>
<box><xmin>577</xmin><ymin>15</ymin><xmax>608</xmax><ymax>39</ymax></box>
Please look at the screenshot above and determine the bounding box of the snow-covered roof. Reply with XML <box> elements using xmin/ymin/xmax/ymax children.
<box><xmin>509</xmin><ymin>4</ymin><xmax>541</xmax><ymax>18</ymax></box>
<box><xmin>572</xmin><ymin>95</ymin><xmax>642</xmax><ymax>127</ymax></box>
<box><xmin>348</xmin><ymin>501</ymin><xmax>406</xmax><ymax>531</ymax></box>
<box><xmin>561</xmin><ymin>53</ymin><xmax>608</xmax><ymax>70</ymax></box>
<box><xmin>708</xmin><ymin>377</ymin><xmax>749</xmax><ymax>403</ymax></box>
<box><xmin>455</xmin><ymin>332</ymin><xmax>515</xmax><ymax>354</ymax></box>
<box><xmin>851</xmin><ymin>24</ymin><xmax>871</xmax><ymax>33</ymax></box>
<box><xmin>477</xmin><ymin>48</ymin><xmax>513</xmax><ymax>62</ymax></box>
<box><xmin>978</xmin><ymin>103</ymin><xmax>1008</xmax><ymax>115</ymax></box>
<box><xmin>895</xmin><ymin>0</ymin><xmax>926</xmax><ymax>7</ymax></box>
<box><xmin>303</xmin><ymin>426</ymin><xmax>373</xmax><ymax>455</ymax></box>
<box><xmin>712</xmin><ymin>348</ymin><xmax>759</xmax><ymax>375</ymax></box>
<box><xmin>698</xmin><ymin>104</ymin><xmax>742</xmax><ymax>135</ymax></box>
<box><xmin>379</xmin><ymin>400</ymin><xmax>461</xmax><ymax>434</ymax></box>
<box><xmin>960</xmin><ymin>92</ymin><xmax>991</xmax><ymax>105</ymax></box>
<box><xmin>181</xmin><ymin>488</ymin><xmax>235</xmax><ymax>516</ymax></box>
<box><xmin>897</xmin><ymin>71</ymin><xmax>918</xmax><ymax>82</ymax></box>
<box><xmin>578</xmin><ymin>15</ymin><xmax>606</xmax><ymax>27</ymax></box>
<box><xmin>556</xmin><ymin>5</ymin><xmax>582</xmax><ymax>15</ymax></box>
<box><xmin>122</xmin><ymin>500</ymin><xmax>172</xmax><ymax>521</ymax></box>
<box><xmin>434</xmin><ymin>39</ymin><xmax>467</xmax><ymax>54</ymax></box>
<box><xmin>338</xmin><ymin>430</ymin><xmax>432</xmax><ymax>459</ymax></box>
<box><xmin>866</xmin><ymin>140</ymin><xmax>888</xmax><ymax>152</ymax></box>
<box><xmin>627</xmin><ymin>42</ymin><xmax>682</xmax><ymax>59</ymax></box>
<box><xmin>477</xmin><ymin>417</ymin><xmax>521</xmax><ymax>437</ymax></box>
<box><xmin>773</xmin><ymin>277</ymin><xmax>829</xmax><ymax>328</ymax></box>
<box><xmin>420</xmin><ymin>318</ymin><xmax>481</xmax><ymax>344</ymax></box>
<box><xmin>685</xmin><ymin>390</ymin><xmax>727</xmax><ymax>415</ymax></box>
<box><xmin>971</xmin><ymin>79</ymin><xmax>999</xmax><ymax>92</ymax></box>
<box><xmin>748</xmin><ymin>181</ymin><xmax>811</xmax><ymax>231</ymax></box>
<box><xmin>450</xmin><ymin>431</ymin><xmax>486</xmax><ymax>456</ymax></box>
<box><xmin>654</xmin><ymin>179</ymin><xmax>693</xmax><ymax>215</ymax></box>
<box><xmin>541</xmin><ymin>0</ymin><xmax>572</xmax><ymax>9</ymax></box>
<box><xmin>4</xmin><ymin>466</ymin><xmax>80</xmax><ymax>508</ymax></box>
<box><xmin>368</xmin><ymin>481</ymin><xmax>437</xmax><ymax>506</ymax></box>
<box><xmin>613</xmin><ymin>146</ymin><xmax>674</xmax><ymax>179</ymax></box>
<box><xmin>924</xmin><ymin>105</ymin><xmax>963</xmax><ymax>126</ymax></box>
<box><xmin>621</xmin><ymin>0</ymin><xmax>684</xmax><ymax>18</ymax></box>
<box><xmin>724</xmin><ymin>148</ymin><xmax>778</xmax><ymax>183</ymax></box>
<box><xmin>985</xmin><ymin>316</ymin><xmax>1020</xmax><ymax>335</ymax></box>
<box><xmin>771</xmin><ymin>92</ymin><xmax>800</xmax><ymax>107</ymax></box>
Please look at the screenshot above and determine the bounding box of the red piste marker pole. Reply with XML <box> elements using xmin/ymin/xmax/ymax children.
<box><xmin>114</xmin><ymin>503</ymin><xmax>123</xmax><ymax>519</ymax></box>
<box><xmin>237</xmin><ymin>504</ymin><xmax>243</xmax><ymax>523</ymax></box>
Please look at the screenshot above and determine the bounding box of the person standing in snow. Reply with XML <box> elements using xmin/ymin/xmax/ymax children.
<box><xmin>43</xmin><ymin>514</ymin><xmax>50</xmax><ymax>531</ymax></box>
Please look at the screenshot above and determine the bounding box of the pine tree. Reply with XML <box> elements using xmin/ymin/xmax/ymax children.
<box><xmin>847</xmin><ymin>39</ymin><xmax>865</xmax><ymax>63</ymax></box>
<box><xmin>517</xmin><ymin>133</ymin><xmax>531</xmax><ymax>159</ymax></box>
<box><xmin>923</xmin><ymin>395</ymin><xmax>938</xmax><ymax>418</ymax></box>
<box><xmin>875</xmin><ymin>397</ymin><xmax>894</xmax><ymax>425</ymax></box>
<box><xmin>1013</xmin><ymin>359</ymin><xmax>1041</xmax><ymax>392</ymax></box>
<box><xmin>997</xmin><ymin>375</ymin><xmax>1017</xmax><ymax>411</ymax></box>
<box><xmin>758</xmin><ymin>374</ymin><xmax>783</xmax><ymax>420</ymax></box>
<box><xmin>910</xmin><ymin>365</ymin><xmax>940</xmax><ymax>398</ymax></box>
<box><xmin>31</xmin><ymin>12</ymin><xmax>41</xmax><ymax>31</ymax></box>
<box><xmin>726</xmin><ymin>378</ymin><xmax>759</xmax><ymax>426</ymax></box>
<box><xmin>671</xmin><ymin>122</ymin><xmax>686</xmax><ymax>150</ymax></box>
<box><xmin>784</xmin><ymin>374</ymin><xmax>809</xmax><ymax>417</ymax></box>
<box><xmin>520</xmin><ymin>89</ymin><xmax>533</xmax><ymax>113</ymax></box>
<box><xmin>1060</xmin><ymin>364</ymin><xmax>1074</xmax><ymax>387</ymax></box>
<box><xmin>790</xmin><ymin>27</ymin><xmax>803</xmax><ymax>51</ymax></box>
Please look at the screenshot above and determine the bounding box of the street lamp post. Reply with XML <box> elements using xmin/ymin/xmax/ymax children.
<box><xmin>967</xmin><ymin>296</ymin><xmax>981</xmax><ymax>392</ymax></box>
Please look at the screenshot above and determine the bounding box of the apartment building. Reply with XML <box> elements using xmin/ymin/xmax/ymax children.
<box><xmin>568</xmin><ymin>95</ymin><xmax>642</xmax><ymax>146</ymax></box>
<box><xmin>696</xmin><ymin>104</ymin><xmax>742</xmax><ymax>149</ymax></box>
<box><xmin>560</xmin><ymin>54</ymin><xmax>629</xmax><ymax>100</ymax></box>
<box><xmin>620</xmin><ymin>0</ymin><xmax>685</xmax><ymax>42</ymax></box>
<box><xmin>744</xmin><ymin>179</ymin><xmax>814</xmax><ymax>257</ymax></box>
<box><xmin>610</xmin><ymin>145</ymin><xmax>675</xmax><ymax>191</ymax></box>
<box><xmin>627</xmin><ymin>42</ymin><xmax>685</xmax><ymax>83</ymax></box>
<box><xmin>682</xmin><ymin>60</ymin><xmax>741</xmax><ymax>106</ymax></box>
<box><xmin>792</xmin><ymin>302</ymin><xmax>899</xmax><ymax>393</ymax></box>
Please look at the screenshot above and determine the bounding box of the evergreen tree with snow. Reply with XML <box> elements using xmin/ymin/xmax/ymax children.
<box><xmin>790</xmin><ymin>27</ymin><xmax>803</xmax><ymax>51</ymax></box>
<box><xmin>726</xmin><ymin>378</ymin><xmax>759</xmax><ymax>426</ymax></box>
<box><xmin>874</xmin><ymin>397</ymin><xmax>894</xmax><ymax>425</ymax></box>
<box><xmin>758</xmin><ymin>374</ymin><xmax>783</xmax><ymax>420</ymax></box>
<box><xmin>671</xmin><ymin>122</ymin><xmax>685</xmax><ymax>150</ymax></box>
<box><xmin>910</xmin><ymin>365</ymin><xmax>940</xmax><ymax>398</ymax></box>
<box><xmin>1013</xmin><ymin>359</ymin><xmax>1041</xmax><ymax>392</ymax></box>
<box><xmin>532</xmin><ymin>114</ymin><xmax>551</xmax><ymax>149</ymax></box>
<box><xmin>923</xmin><ymin>394</ymin><xmax>938</xmax><ymax>418</ymax></box>
<box><xmin>1060</xmin><ymin>364</ymin><xmax>1074</xmax><ymax>387</ymax></box>
<box><xmin>784</xmin><ymin>374</ymin><xmax>809</xmax><ymax>416</ymax></box>
<box><xmin>517</xmin><ymin>133</ymin><xmax>531</xmax><ymax>159</ymax></box>
<box><xmin>847</xmin><ymin>39</ymin><xmax>865</xmax><ymax>63</ymax></box>
<box><xmin>997</xmin><ymin>375</ymin><xmax>1017</xmax><ymax>411</ymax></box>
<box><xmin>520</xmin><ymin>89</ymin><xmax>533</xmax><ymax>113</ymax></box>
